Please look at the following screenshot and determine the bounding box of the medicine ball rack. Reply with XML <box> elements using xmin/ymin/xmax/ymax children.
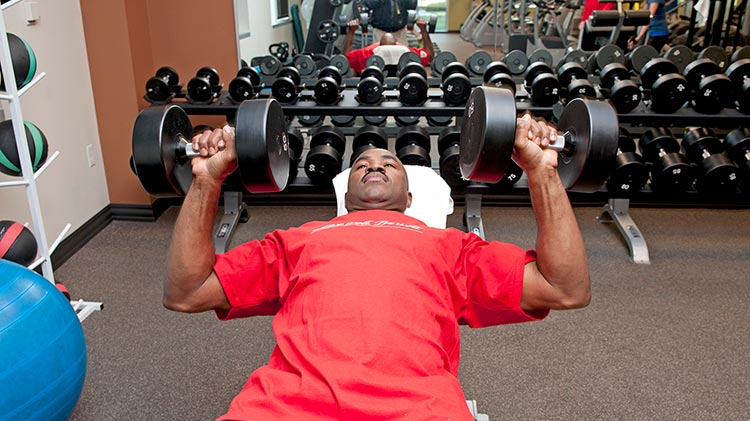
<box><xmin>0</xmin><ymin>1</ymin><xmax>101</xmax><ymax>321</ymax></box>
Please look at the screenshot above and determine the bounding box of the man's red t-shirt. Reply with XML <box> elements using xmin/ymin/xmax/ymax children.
<box><xmin>346</xmin><ymin>43</ymin><xmax>431</xmax><ymax>74</ymax></box>
<box><xmin>213</xmin><ymin>209</ymin><xmax>546</xmax><ymax>420</ymax></box>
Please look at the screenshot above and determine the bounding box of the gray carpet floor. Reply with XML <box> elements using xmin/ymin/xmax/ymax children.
<box><xmin>59</xmin><ymin>204</ymin><xmax>750</xmax><ymax>420</ymax></box>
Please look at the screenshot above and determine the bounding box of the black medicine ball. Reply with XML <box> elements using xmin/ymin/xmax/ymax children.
<box><xmin>0</xmin><ymin>220</ymin><xmax>38</xmax><ymax>266</ymax></box>
<box><xmin>0</xmin><ymin>33</ymin><xmax>37</xmax><ymax>90</ymax></box>
<box><xmin>0</xmin><ymin>119</ymin><xmax>48</xmax><ymax>176</ymax></box>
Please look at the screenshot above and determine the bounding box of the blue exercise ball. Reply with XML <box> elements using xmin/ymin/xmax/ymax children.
<box><xmin>0</xmin><ymin>260</ymin><xmax>86</xmax><ymax>420</ymax></box>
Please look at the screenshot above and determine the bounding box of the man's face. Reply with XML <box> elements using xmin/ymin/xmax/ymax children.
<box><xmin>345</xmin><ymin>148</ymin><xmax>412</xmax><ymax>213</ymax></box>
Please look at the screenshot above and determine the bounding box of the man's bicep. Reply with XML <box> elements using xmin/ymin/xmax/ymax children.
<box><xmin>520</xmin><ymin>261</ymin><xmax>558</xmax><ymax>311</ymax></box>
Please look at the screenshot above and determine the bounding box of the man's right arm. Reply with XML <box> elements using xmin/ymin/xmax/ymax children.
<box><xmin>341</xmin><ymin>19</ymin><xmax>360</xmax><ymax>56</ymax></box>
<box><xmin>163</xmin><ymin>126</ymin><xmax>236</xmax><ymax>313</ymax></box>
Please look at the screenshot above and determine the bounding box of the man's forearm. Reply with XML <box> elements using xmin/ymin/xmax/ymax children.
<box><xmin>420</xmin><ymin>31</ymin><xmax>434</xmax><ymax>59</ymax></box>
<box><xmin>342</xmin><ymin>30</ymin><xmax>355</xmax><ymax>56</ymax></box>
<box><xmin>526</xmin><ymin>166</ymin><xmax>590</xmax><ymax>305</ymax></box>
<box><xmin>164</xmin><ymin>176</ymin><xmax>223</xmax><ymax>308</ymax></box>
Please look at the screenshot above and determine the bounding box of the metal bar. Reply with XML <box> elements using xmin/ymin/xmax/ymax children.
<box><xmin>214</xmin><ymin>191</ymin><xmax>247</xmax><ymax>253</ymax></box>
<box><xmin>598</xmin><ymin>198</ymin><xmax>650</xmax><ymax>264</ymax></box>
<box><xmin>464</xmin><ymin>193</ymin><xmax>485</xmax><ymax>240</ymax></box>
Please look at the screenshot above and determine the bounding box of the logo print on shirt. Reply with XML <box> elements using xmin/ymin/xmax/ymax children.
<box><xmin>311</xmin><ymin>220</ymin><xmax>424</xmax><ymax>234</ymax></box>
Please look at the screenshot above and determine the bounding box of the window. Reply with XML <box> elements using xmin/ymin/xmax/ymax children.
<box><xmin>271</xmin><ymin>0</ymin><xmax>290</xmax><ymax>26</ymax></box>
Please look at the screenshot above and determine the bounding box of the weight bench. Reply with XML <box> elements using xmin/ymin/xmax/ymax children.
<box><xmin>578</xmin><ymin>9</ymin><xmax>650</xmax><ymax>51</ymax></box>
<box><xmin>332</xmin><ymin>165</ymin><xmax>488</xmax><ymax>420</ymax></box>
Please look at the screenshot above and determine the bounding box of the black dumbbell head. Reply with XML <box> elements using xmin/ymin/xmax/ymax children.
<box><xmin>351</xmin><ymin>125</ymin><xmax>389</xmax><ymax>165</ymax></box>
<box><xmin>236</xmin><ymin>67</ymin><xmax>260</xmax><ymax>86</ymax></box>
<box><xmin>399</xmin><ymin>62</ymin><xmax>428</xmax><ymax>80</ymax></box>
<box><xmin>483</xmin><ymin>61</ymin><xmax>512</xmax><ymax>84</ymax></box>
<box><xmin>395</xmin><ymin>125</ymin><xmax>431</xmax><ymax>166</ymax></box>
<box><xmin>361</xmin><ymin>66</ymin><xmax>385</xmax><ymax>84</ymax></box>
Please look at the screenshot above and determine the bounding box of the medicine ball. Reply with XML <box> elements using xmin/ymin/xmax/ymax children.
<box><xmin>0</xmin><ymin>260</ymin><xmax>87</xmax><ymax>420</ymax></box>
<box><xmin>0</xmin><ymin>220</ymin><xmax>38</xmax><ymax>266</ymax></box>
<box><xmin>0</xmin><ymin>33</ymin><xmax>37</xmax><ymax>90</ymax></box>
<box><xmin>0</xmin><ymin>119</ymin><xmax>48</xmax><ymax>176</ymax></box>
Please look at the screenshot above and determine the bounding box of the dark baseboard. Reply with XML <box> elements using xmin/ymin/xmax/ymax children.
<box><xmin>110</xmin><ymin>198</ymin><xmax>178</xmax><ymax>221</ymax></box>
<box><xmin>51</xmin><ymin>205</ymin><xmax>112</xmax><ymax>270</ymax></box>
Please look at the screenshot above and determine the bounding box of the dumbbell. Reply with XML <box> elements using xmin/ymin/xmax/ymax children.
<box><xmin>556</xmin><ymin>49</ymin><xmax>588</xmax><ymax>74</ymax></box>
<box><xmin>523</xmin><ymin>62</ymin><xmax>560</xmax><ymax>107</ymax></box>
<box><xmin>297</xmin><ymin>114</ymin><xmax>322</xmax><ymax>127</ymax></box>
<box><xmin>441</xmin><ymin>62</ymin><xmax>472</xmax><ymax>106</ymax></box>
<box><xmin>663</xmin><ymin>45</ymin><xmax>694</xmax><ymax>73</ymax></box>
<box><xmin>398</xmin><ymin>51</ymin><xmax>422</xmax><ymax>73</ymax></box>
<box><xmin>731</xmin><ymin>46</ymin><xmax>750</xmax><ymax>62</ymax></box>
<box><xmin>427</xmin><ymin>115</ymin><xmax>454</xmax><ymax>127</ymax></box>
<box><xmin>331</xmin><ymin>114</ymin><xmax>356</xmax><ymax>127</ymax></box>
<box><xmin>186</xmin><ymin>67</ymin><xmax>222</xmax><ymax>104</ymax></box>
<box><xmin>682</xmin><ymin>127</ymin><xmax>739</xmax><ymax>193</ymax></box>
<box><xmin>599</xmin><ymin>63</ymin><xmax>642</xmax><ymax>113</ymax></box>
<box><xmin>639</xmin><ymin>58</ymin><xmax>690</xmax><ymax>114</ymax></box>
<box><xmin>314</xmin><ymin>65</ymin><xmax>343</xmax><ymax>105</ymax></box>
<box><xmin>228</xmin><ymin>67</ymin><xmax>261</xmax><ymax>103</ymax></box>
<box><xmin>586</xmin><ymin>44</ymin><xmax>625</xmax><ymax>76</ymax></box>
<box><xmin>293</xmin><ymin>54</ymin><xmax>318</xmax><ymax>78</ymax></box>
<box><xmin>406</xmin><ymin>11</ymin><xmax>438</xmax><ymax>33</ymax></box>
<box><xmin>528</xmin><ymin>49</ymin><xmax>553</xmax><ymax>67</ymax></box>
<box><xmin>365</xmin><ymin>54</ymin><xmax>386</xmax><ymax>73</ymax></box>
<box><xmin>286</xmin><ymin>128</ymin><xmax>304</xmax><ymax>186</ymax></box>
<box><xmin>131</xmin><ymin>99</ymin><xmax>289</xmax><ymax>197</ymax></box>
<box><xmin>557</xmin><ymin>61</ymin><xmax>595</xmax><ymax>103</ymax></box>
<box><xmin>724</xmin><ymin>128</ymin><xmax>750</xmax><ymax>190</ymax></box>
<box><xmin>145</xmin><ymin>66</ymin><xmax>180</xmax><ymax>103</ymax></box>
<box><xmin>459</xmin><ymin>87</ymin><xmax>619</xmax><ymax>192</ymax></box>
<box><xmin>626</xmin><ymin>45</ymin><xmax>660</xmax><ymax>74</ymax></box>
<box><xmin>305</xmin><ymin>125</ymin><xmax>346</xmax><ymax>186</ymax></box>
<box><xmin>697</xmin><ymin>45</ymin><xmax>729</xmax><ymax>71</ymax></box>
<box><xmin>431</xmin><ymin>51</ymin><xmax>457</xmax><ymax>77</ymax></box>
<box><xmin>683</xmin><ymin>58</ymin><xmax>733</xmax><ymax>114</ymax></box>
<box><xmin>725</xmin><ymin>58</ymin><xmax>750</xmax><ymax>114</ymax></box>
<box><xmin>638</xmin><ymin>127</ymin><xmax>695</xmax><ymax>193</ymax></box>
<box><xmin>357</xmin><ymin>66</ymin><xmax>385</xmax><ymax>105</ymax></box>
<box><xmin>483</xmin><ymin>61</ymin><xmax>516</xmax><ymax>95</ymax></box>
<box><xmin>437</xmin><ymin>126</ymin><xmax>468</xmax><ymax>187</ymax></box>
<box><xmin>395</xmin><ymin>125</ymin><xmax>431</xmax><ymax>167</ymax></box>
<box><xmin>606</xmin><ymin>128</ymin><xmax>649</xmax><ymax>195</ymax></box>
<box><xmin>503</xmin><ymin>50</ymin><xmax>529</xmax><ymax>75</ymax></box>
<box><xmin>271</xmin><ymin>66</ymin><xmax>301</xmax><ymax>104</ymax></box>
<box><xmin>329</xmin><ymin>54</ymin><xmax>352</xmax><ymax>77</ymax></box>
<box><xmin>398</xmin><ymin>62</ymin><xmax>429</xmax><ymax>105</ymax></box>
<box><xmin>465</xmin><ymin>50</ymin><xmax>492</xmax><ymax>77</ymax></box>
<box><xmin>363</xmin><ymin>115</ymin><xmax>387</xmax><ymax>126</ymax></box>
<box><xmin>350</xmin><ymin>125</ymin><xmax>388</xmax><ymax>165</ymax></box>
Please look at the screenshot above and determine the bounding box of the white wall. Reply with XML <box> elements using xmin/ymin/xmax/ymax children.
<box><xmin>236</xmin><ymin>0</ymin><xmax>302</xmax><ymax>65</ymax></box>
<box><xmin>0</xmin><ymin>0</ymin><xmax>108</xmax><ymax>250</ymax></box>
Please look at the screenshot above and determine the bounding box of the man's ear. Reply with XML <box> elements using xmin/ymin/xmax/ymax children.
<box><xmin>406</xmin><ymin>191</ymin><xmax>413</xmax><ymax>209</ymax></box>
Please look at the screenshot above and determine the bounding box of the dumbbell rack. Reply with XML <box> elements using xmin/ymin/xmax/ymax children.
<box><xmin>0</xmin><ymin>0</ymin><xmax>101</xmax><ymax>321</ymax></box>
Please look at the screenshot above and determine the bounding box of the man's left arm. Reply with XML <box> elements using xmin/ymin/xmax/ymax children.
<box><xmin>415</xmin><ymin>18</ymin><xmax>434</xmax><ymax>61</ymax></box>
<box><xmin>513</xmin><ymin>114</ymin><xmax>591</xmax><ymax>312</ymax></box>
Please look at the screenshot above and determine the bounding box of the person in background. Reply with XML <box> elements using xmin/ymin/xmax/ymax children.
<box><xmin>360</xmin><ymin>0</ymin><xmax>417</xmax><ymax>46</ymax></box>
<box><xmin>342</xmin><ymin>16</ymin><xmax>434</xmax><ymax>75</ymax></box>
<box><xmin>629</xmin><ymin>0</ymin><xmax>669</xmax><ymax>52</ymax></box>
<box><xmin>578</xmin><ymin>0</ymin><xmax>616</xmax><ymax>30</ymax></box>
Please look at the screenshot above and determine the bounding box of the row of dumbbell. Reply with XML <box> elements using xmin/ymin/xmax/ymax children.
<box><xmin>280</xmin><ymin>123</ymin><xmax>750</xmax><ymax>195</ymax></box>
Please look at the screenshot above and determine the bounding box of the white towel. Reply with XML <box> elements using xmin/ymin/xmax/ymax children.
<box><xmin>372</xmin><ymin>45</ymin><xmax>411</xmax><ymax>66</ymax></box>
<box><xmin>333</xmin><ymin>165</ymin><xmax>454</xmax><ymax>229</ymax></box>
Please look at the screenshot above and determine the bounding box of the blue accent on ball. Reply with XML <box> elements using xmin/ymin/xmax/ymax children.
<box><xmin>0</xmin><ymin>260</ymin><xmax>86</xmax><ymax>421</ymax></box>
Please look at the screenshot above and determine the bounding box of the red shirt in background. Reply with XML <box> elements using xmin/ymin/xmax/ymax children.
<box><xmin>346</xmin><ymin>43</ymin><xmax>430</xmax><ymax>74</ymax></box>
<box><xmin>213</xmin><ymin>209</ymin><xmax>546</xmax><ymax>420</ymax></box>
<box><xmin>581</xmin><ymin>0</ymin><xmax>616</xmax><ymax>22</ymax></box>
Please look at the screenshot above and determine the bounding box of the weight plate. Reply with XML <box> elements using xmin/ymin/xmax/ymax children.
<box><xmin>557</xmin><ymin>49</ymin><xmax>587</xmax><ymax>73</ymax></box>
<box><xmin>596</xmin><ymin>44</ymin><xmax>625</xmax><ymax>71</ymax></box>
<box><xmin>398</xmin><ymin>73</ymin><xmax>428</xmax><ymax>105</ymax></box>
<box><xmin>442</xmin><ymin>73</ymin><xmax>472</xmax><ymax>105</ymax></box>
<box><xmin>186</xmin><ymin>77</ymin><xmax>213</xmax><ymax>103</ymax></box>
<box><xmin>442</xmin><ymin>62</ymin><xmax>470</xmax><ymax>80</ymax></box>
<box><xmin>318</xmin><ymin>65</ymin><xmax>342</xmax><ymax>84</ymax></box>
<box><xmin>483</xmin><ymin>61</ymin><xmax>511</xmax><ymax>84</ymax></box>
<box><xmin>731</xmin><ymin>46</ymin><xmax>750</xmax><ymax>63</ymax></box>
<box><xmin>725</xmin><ymin>59</ymin><xmax>750</xmax><ymax>86</ymax></box>
<box><xmin>487</xmin><ymin>72</ymin><xmax>516</xmax><ymax>95</ymax></box>
<box><xmin>271</xmin><ymin>77</ymin><xmax>298</xmax><ymax>103</ymax></box>
<box><xmin>399</xmin><ymin>62</ymin><xmax>428</xmax><ymax>79</ymax></box>
<box><xmin>698</xmin><ymin>45</ymin><xmax>728</xmax><ymax>70</ymax></box>
<box><xmin>293</xmin><ymin>55</ymin><xmax>317</xmax><ymax>77</ymax></box>
<box><xmin>235</xmin><ymin>99</ymin><xmax>289</xmax><ymax>193</ymax></box>
<box><xmin>317</xmin><ymin>19</ymin><xmax>341</xmax><ymax>44</ymax></box>
<box><xmin>529</xmin><ymin>49</ymin><xmax>553</xmax><ymax>66</ymax></box>
<box><xmin>607</xmin><ymin>152</ymin><xmax>649</xmax><ymax>195</ymax></box>
<box><xmin>278</xmin><ymin>66</ymin><xmax>301</xmax><ymax>85</ymax></box>
<box><xmin>459</xmin><ymin>87</ymin><xmax>517</xmax><ymax>183</ymax></box>
<box><xmin>496</xmin><ymin>160</ymin><xmax>523</xmax><ymax>188</ymax></box>
<box><xmin>357</xmin><ymin>77</ymin><xmax>383</xmax><ymax>104</ymax></box>
<box><xmin>297</xmin><ymin>114</ymin><xmax>322</xmax><ymax>127</ymax></box>
<box><xmin>567</xmin><ymin>79</ymin><xmax>595</xmax><ymax>101</ymax></box>
<box><xmin>524</xmin><ymin>61</ymin><xmax>554</xmax><ymax>87</ymax></box>
<box><xmin>132</xmin><ymin>105</ymin><xmax>193</xmax><ymax>197</ymax></box>
<box><xmin>260</xmin><ymin>55</ymin><xmax>281</xmax><ymax>76</ymax></box>
<box><xmin>649</xmin><ymin>74</ymin><xmax>689</xmax><ymax>113</ymax></box>
<box><xmin>557</xmin><ymin>98</ymin><xmax>619</xmax><ymax>192</ymax></box>
<box><xmin>504</xmin><ymin>50</ymin><xmax>529</xmax><ymax>75</ymax></box>
<box><xmin>466</xmin><ymin>50</ymin><xmax>493</xmax><ymax>76</ymax></box>
<box><xmin>237</xmin><ymin>67</ymin><xmax>260</xmax><ymax>86</ymax></box>
<box><xmin>432</xmin><ymin>51</ymin><xmax>457</xmax><ymax>76</ymax></box>
<box><xmin>361</xmin><ymin>66</ymin><xmax>385</xmax><ymax>83</ymax></box>
<box><xmin>353</xmin><ymin>126</ymin><xmax>388</xmax><ymax>152</ymax></box>
<box><xmin>608</xmin><ymin>80</ymin><xmax>642</xmax><ymax>113</ymax></box>
<box><xmin>329</xmin><ymin>54</ymin><xmax>351</xmax><ymax>76</ymax></box>
<box><xmin>663</xmin><ymin>45</ymin><xmax>693</xmax><ymax>73</ymax></box>
<box><xmin>305</xmin><ymin>147</ymin><xmax>342</xmax><ymax>186</ymax></box>
<box><xmin>693</xmin><ymin>74</ymin><xmax>733</xmax><ymax>114</ymax></box>
<box><xmin>365</xmin><ymin>54</ymin><xmax>386</xmax><ymax>71</ymax></box>
<box><xmin>600</xmin><ymin>63</ymin><xmax>630</xmax><ymax>89</ymax></box>
<box><xmin>196</xmin><ymin>66</ymin><xmax>220</xmax><ymax>85</ymax></box>
<box><xmin>558</xmin><ymin>61</ymin><xmax>588</xmax><ymax>87</ymax></box>
<box><xmin>627</xmin><ymin>45</ymin><xmax>659</xmax><ymax>73</ymax></box>
<box><xmin>427</xmin><ymin>115</ymin><xmax>454</xmax><ymax>126</ymax></box>
<box><xmin>530</xmin><ymin>73</ymin><xmax>561</xmax><ymax>107</ymax></box>
<box><xmin>228</xmin><ymin>76</ymin><xmax>255</xmax><ymax>102</ymax></box>
<box><xmin>640</xmin><ymin>57</ymin><xmax>679</xmax><ymax>89</ymax></box>
<box><xmin>683</xmin><ymin>58</ymin><xmax>720</xmax><ymax>87</ymax></box>
<box><xmin>398</xmin><ymin>51</ymin><xmax>421</xmax><ymax>70</ymax></box>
